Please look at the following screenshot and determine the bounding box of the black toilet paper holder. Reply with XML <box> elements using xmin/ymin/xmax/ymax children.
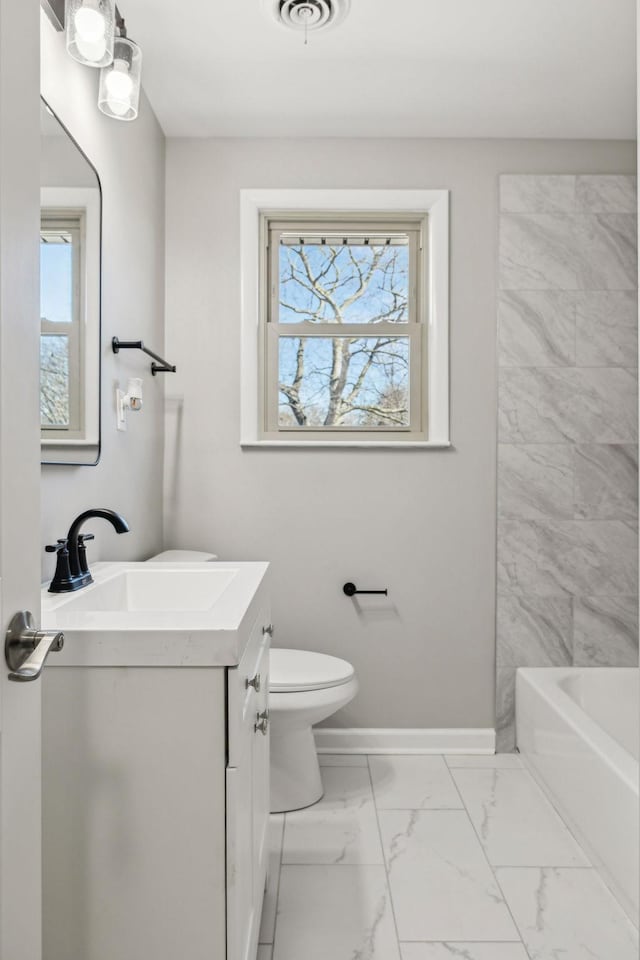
<box><xmin>343</xmin><ymin>582</ymin><xmax>388</xmax><ymax>597</ymax></box>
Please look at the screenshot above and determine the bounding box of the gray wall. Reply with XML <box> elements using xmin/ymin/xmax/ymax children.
<box><xmin>41</xmin><ymin>134</ymin><xmax>98</xmax><ymax>188</ymax></box>
<box><xmin>40</xmin><ymin>12</ymin><xmax>166</xmax><ymax>580</ymax></box>
<box><xmin>164</xmin><ymin>137</ymin><xmax>635</xmax><ymax>730</ymax></box>
<box><xmin>496</xmin><ymin>174</ymin><xmax>639</xmax><ymax>750</ymax></box>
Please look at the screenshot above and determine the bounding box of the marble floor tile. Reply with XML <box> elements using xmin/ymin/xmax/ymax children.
<box><xmin>318</xmin><ymin>753</ymin><xmax>368</xmax><ymax>766</ymax></box>
<box><xmin>496</xmin><ymin>867</ymin><xmax>639</xmax><ymax>960</ymax></box>
<box><xmin>500</xmin><ymin>175</ymin><xmax>576</xmax><ymax>214</ymax></box>
<box><xmin>259</xmin><ymin>814</ymin><xmax>284</xmax><ymax>944</ymax></box>
<box><xmin>273</xmin><ymin>865</ymin><xmax>400</xmax><ymax>960</ymax></box>
<box><xmin>400</xmin><ymin>944</ymin><xmax>529</xmax><ymax>960</ymax></box>
<box><xmin>573</xmin><ymin>596</ymin><xmax>639</xmax><ymax>667</ymax></box>
<box><xmin>498</xmin><ymin>444</ymin><xmax>574</xmax><ymax>520</ymax></box>
<box><xmin>379</xmin><ymin>810</ymin><xmax>519</xmax><ymax>942</ymax></box>
<box><xmin>497</xmin><ymin>595</ymin><xmax>572</xmax><ymax>667</ymax></box>
<box><xmin>575</xmin><ymin>290</ymin><xmax>638</xmax><ymax>367</ymax></box>
<box><xmin>576</xmin><ymin>175</ymin><xmax>637</xmax><ymax>214</ymax></box>
<box><xmin>282</xmin><ymin>765</ymin><xmax>383</xmax><ymax>865</ymax></box>
<box><xmin>498</xmin><ymin>290</ymin><xmax>575</xmax><ymax>367</ymax></box>
<box><xmin>451</xmin><ymin>769</ymin><xmax>589</xmax><ymax>867</ymax></box>
<box><xmin>573</xmin><ymin>444</ymin><xmax>638</xmax><ymax>522</ymax></box>
<box><xmin>369</xmin><ymin>756</ymin><xmax>463</xmax><ymax>810</ymax></box>
<box><xmin>444</xmin><ymin>755</ymin><xmax>523</xmax><ymax>769</ymax></box>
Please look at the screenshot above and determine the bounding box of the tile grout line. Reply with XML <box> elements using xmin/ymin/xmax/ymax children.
<box><xmin>505</xmin><ymin>764</ymin><xmax>593</xmax><ymax>868</ymax></box>
<box><xmin>366</xmin><ymin>753</ymin><xmax>404</xmax><ymax>958</ymax></box>
<box><xmin>446</xmin><ymin>759</ymin><xmax>532</xmax><ymax>958</ymax></box>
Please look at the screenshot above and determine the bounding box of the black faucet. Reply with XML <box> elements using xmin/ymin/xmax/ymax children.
<box><xmin>46</xmin><ymin>508</ymin><xmax>130</xmax><ymax>593</ymax></box>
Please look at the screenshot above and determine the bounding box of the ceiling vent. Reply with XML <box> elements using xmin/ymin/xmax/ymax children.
<box><xmin>271</xmin><ymin>0</ymin><xmax>350</xmax><ymax>34</ymax></box>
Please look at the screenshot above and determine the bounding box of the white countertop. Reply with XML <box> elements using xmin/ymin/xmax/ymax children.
<box><xmin>41</xmin><ymin>561</ymin><xmax>270</xmax><ymax>667</ymax></box>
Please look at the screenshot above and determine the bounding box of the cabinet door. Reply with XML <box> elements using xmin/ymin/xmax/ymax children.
<box><xmin>226</xmin><ymin>612</ymin><xmax>271</xmax><ymax>960</ymax></box>
<box><xmin>252</xmin><ymin>638</ymin><xmax>270</xmax><ymax>905</ymax></box>
<box><xmin>226</xmin><ymin>731</ymin><xmax>254</xmax><ymax>960</ymax></box>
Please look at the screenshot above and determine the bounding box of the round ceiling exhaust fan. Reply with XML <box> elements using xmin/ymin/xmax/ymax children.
<box><xmin>269</xmin><ymin>0</ymin><xmax>351</xmax><ymax>35</ymax></box>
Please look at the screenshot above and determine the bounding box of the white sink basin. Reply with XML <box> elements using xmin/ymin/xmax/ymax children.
<box><xmin>57</xmin><ymin>567</ymin><xmax>237</xmax><ymax>613</ymax></box>
<box><xmin>41</xmin><ymin>561</ymin><xmax>270</xmax><ymax>667</ymax></box>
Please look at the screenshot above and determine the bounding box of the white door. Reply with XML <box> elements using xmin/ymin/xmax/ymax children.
<box><xmin>0</xmin><ymin>3</ymin><xmax>44</xmax><ymax>959</ymax></box>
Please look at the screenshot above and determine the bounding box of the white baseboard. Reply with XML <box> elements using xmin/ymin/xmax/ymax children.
<box><xmin>314</xmin><ymin>727</ymin><xmax>496</xmax><ymax>755</ymax></box>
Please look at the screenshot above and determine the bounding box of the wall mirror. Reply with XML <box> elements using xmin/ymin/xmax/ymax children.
<box><xmin>40</xmin><ymin>97</ymin><xmax>101</xmax><ymax>465</ymax></box>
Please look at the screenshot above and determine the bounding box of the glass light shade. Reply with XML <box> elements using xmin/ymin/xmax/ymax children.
<box><xmin>98</xmin><ymin>38</ymin><xmax>142</xmax><ymax>122</ymax></box>
<box><xmin>65</xmin><ymin>0</ymin><xmax>115</xmax><ymax>68</ymax></box>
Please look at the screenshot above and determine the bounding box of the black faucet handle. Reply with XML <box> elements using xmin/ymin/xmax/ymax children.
<box><xmin>77</xmin><ymin>533</ymin><xmax>95</xmax><ymax>579</ymax></box>
<box><xmin>46</xmin><ymin>540</ymin><xmax>75</xmax><ymax>593</ymax></box>
<box><xmin>45</xmin><ymin>539</ymin><xmax>68</xmax><ymax>554</ymax></box>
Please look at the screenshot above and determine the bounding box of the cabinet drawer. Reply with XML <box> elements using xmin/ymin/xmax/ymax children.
<box><xmin>228</xmin><ymin>606</ymin><xmax>271</xmax><ymax>767</ymax></box>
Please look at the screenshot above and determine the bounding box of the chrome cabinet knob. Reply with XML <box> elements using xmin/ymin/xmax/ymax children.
<box><xmin>262</xmin><ymin>624</ymin><xmax>274</xmax><ymax>638</ymax></box>
<box><xmin>246</xmin><ymin>673</ymin><xmax>261</xmax><ymax>692</ymax></box>
<box><xmin>254</xmin><ymin>709</ymin><xmax>269</xmax><ymax>735</ymax></box>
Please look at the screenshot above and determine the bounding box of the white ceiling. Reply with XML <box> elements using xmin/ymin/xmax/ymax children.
<box><xmin>122</xmin><ymin>0</ymin><xmax>637</xmax><ymax>139</ymax></box>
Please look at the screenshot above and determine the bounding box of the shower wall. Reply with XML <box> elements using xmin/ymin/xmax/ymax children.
<box><xmin>497</xmin><ymin>174</ymin><xmax>639</xmax><ymax>751</ymax></box>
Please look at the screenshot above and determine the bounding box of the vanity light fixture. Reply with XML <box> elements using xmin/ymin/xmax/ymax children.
<box><xmin>98</xmin><ymin>17</ymin><xmax>142</xmax><ymax>121</ymax></box>
<box><xmin>65</xmin><ymin>0</ymin><xmax>115</xmax><ymax>68</ymax></box>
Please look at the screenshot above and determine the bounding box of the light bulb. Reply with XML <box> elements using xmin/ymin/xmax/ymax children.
<box><xmin>75</xmin><ymin>32</ymin><xmax>107</xmax><ymax>63</ymax></box>
<box><xmin>98</xmin><ymin>35</ymin><xmax>141</xmax><ymax>122</ymax></box>
<box><xmin>107</xmin><ymin>99</ymin><xmax>130</xmax><ymax>117</ymax></box>
<box><xmin>74</xmin><ymin>0</ymin><xmax>105</xmax><ymax>41</ymax></box>
<box><xmin>105</xmin><ymin>59</ymin><xmax>133</xmax><ymax>100</ymax></box>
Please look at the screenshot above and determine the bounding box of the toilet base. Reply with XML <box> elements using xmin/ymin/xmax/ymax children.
<box><xmin>270</xmin><ymin>726</ymin><xmax>323</xmax><ymax>813</ymax></box>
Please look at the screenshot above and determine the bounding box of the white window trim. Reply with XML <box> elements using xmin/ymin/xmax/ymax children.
<box><xmin>240</xmin><ymin>188</ymin><xmax>450</xmax><ymax>449</ymax></box>
<box><xmin>40</xmin><ymin>186</ymin><xmax>100</xmax><ymax>451</ymax></box>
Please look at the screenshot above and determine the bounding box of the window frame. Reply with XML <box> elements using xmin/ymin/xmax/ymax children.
<box><xmin>40</xmin><ymin>186</ymin><xmax>100</xmax><ymax>454</ymax></box>
<box><xmin>263</xmin><ymin>214</ymin><xmax>426</xmax><ymax>439</ymax></box>
<box><xmin>40</xmin><ymin>212</ymin><xmax>84</xmax><ymax>436</ymax></box>
<box><xmin>240</xmin><ymin>189</ymin><xmax>450</xmax><ymax>449</ymax></box>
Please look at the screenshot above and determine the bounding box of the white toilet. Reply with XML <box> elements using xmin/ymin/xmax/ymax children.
<box><xmin>269</xmin><ymin>649</ymin><xmax>358</xmax><ymax>813</ymax></box>
<box><xmin>146</xmin><ymin>551</ymin><xmax>358</xmax><ymax>813</ymax></box>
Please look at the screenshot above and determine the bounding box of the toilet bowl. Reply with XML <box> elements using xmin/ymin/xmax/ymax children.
<box><xmin>145</xmin><ymin>552</ymin><xmax>358</xmax><ymax>813</ymax></box>
<box><xmin>269</xmin><ymin>649</ymin><xmax>358</xmax><ymax>813</ymax></box>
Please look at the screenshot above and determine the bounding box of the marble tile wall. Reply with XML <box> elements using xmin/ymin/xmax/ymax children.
<box><xmin>496</xmin><ymin>174</ymin><xmax>639</xmax><ymax>751</ymax></box>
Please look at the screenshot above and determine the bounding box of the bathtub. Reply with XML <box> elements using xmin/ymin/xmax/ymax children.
<box><xmin>516</xmin><ymin>667</ymin><xmax>639</xmax><ymax>922</ymax></box>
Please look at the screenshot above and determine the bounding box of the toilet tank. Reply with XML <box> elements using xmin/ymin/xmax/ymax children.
<box><xmin>146</xmin><ymin>549</ymin><xmax>218</xmax><ymax>562</ymax></box>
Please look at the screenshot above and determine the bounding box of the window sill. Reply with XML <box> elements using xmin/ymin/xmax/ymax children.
<box><xmin>241</xmin><ymin>440</ymin><xmax>452</xmax><ymax>450</ymax></box>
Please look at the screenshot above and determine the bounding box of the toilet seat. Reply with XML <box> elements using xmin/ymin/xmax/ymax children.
<box><xmin>270</xmin><ymin>649</ymin><xmax>354</xmax><ymax>693</ymax></box>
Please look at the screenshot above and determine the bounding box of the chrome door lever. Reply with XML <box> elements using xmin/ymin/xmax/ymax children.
<box><xmin>5</xmin><ymin>611</ymin><xmax>64</xmax><ymax>682</ymax></box>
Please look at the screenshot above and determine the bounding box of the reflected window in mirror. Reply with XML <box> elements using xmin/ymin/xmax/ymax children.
<box><xmin>40</xmin><ymin>99</ymin><xmax>101</xmax><ymax>465</ymax></box>
<box><xmin>40</xmin><ymin>213</ymin><xmax>83</xmax><ymax>434</ymax></box>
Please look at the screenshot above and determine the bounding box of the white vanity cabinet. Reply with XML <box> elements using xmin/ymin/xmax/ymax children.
<box><xmin>41</xmin><ymin>562</ymin><xmax>271</xmax><ymax>960</ymax></box>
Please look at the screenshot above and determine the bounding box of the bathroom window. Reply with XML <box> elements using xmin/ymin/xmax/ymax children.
<box><xmin>241</xmin><ymin>189</ymin><xmax>450</xmax><ymax>447</ymax></box>
<box><xmin>40</xmin><ymin>213</ymin><xmax>84</xmax><ymax>435</ymax></box>
<box><xmin>263</xmin><ymin>216</ymin><xmax>425</xmax><ymax>438</ymax></box>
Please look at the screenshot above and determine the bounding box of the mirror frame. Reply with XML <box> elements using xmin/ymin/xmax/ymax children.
<box><xmin>40</xmin><ymin>95</ymin><xmax>102</xmax><ymax>466</ymax></box>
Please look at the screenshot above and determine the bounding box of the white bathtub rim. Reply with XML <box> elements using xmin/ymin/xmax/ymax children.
<box><xmin>516</xmin><ymin>667</ymin><xmax>638</xmax><ymax>796</ymax></box>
